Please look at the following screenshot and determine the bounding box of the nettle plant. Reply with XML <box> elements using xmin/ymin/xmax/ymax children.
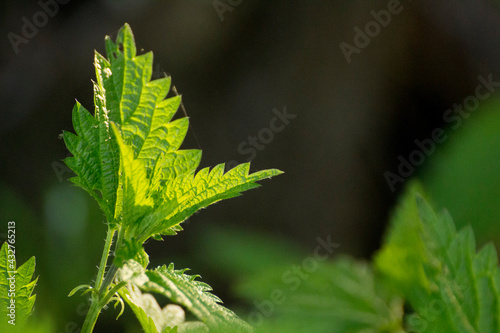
<box><xmin>61</xmin><ymin>23</ymin><xmax>281</xmax><ymax>332</ymax></box>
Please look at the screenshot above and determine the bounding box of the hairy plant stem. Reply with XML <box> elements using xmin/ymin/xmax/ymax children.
<box><xmin>95</xmin><ymin>228</ymin><xmax>116</xmax><ymax>292</ymax></box>
<box><xmin>99</xmin><ymin>264</ymin><xmax>118</xmax><ymax>294</ymax></box>
<box><xmin>81</xmin><ymin>296</ymin><xmax>101</xmax><ymax>333</ymax></box>
<box><xmin>97</xmin><ymin>225</ymin><xmax>125</xmax><ymax>293</ymax></box>
<box><xmin>81</xmin><ymin>227</ymin><xmax>120</xmax><ymax>333</ymax></box>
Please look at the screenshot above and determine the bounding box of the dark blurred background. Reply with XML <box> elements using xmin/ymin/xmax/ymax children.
<box><xmin>2</xmin><ymin>0</ymin><xmax>500</xmax><ymax>331</ymax></box>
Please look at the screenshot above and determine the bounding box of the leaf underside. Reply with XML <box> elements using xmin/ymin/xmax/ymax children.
<box><xmin>120</xmin><ymin>260</ymin><xmax>252</xmax><ymax>333</ymax></box>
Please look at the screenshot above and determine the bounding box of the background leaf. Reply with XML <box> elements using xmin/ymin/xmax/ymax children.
<box><xmin>375</xmin><ymin>183</ymin><xmax>500</xmax><ymax>332</ymax></box>
<box><xmin>0</xmin><ymin>241</ymin><xmax>37</xmax><ymax>326</ymax></box>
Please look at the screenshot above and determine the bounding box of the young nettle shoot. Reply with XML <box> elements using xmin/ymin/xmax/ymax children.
<box><xmin>63</xmin><ymin>23</ymin><xmax>282</xmax><ymax>333</ymax></box>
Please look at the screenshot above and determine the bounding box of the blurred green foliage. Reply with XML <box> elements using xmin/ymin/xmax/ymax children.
<box><xmin>422</xmin><ymin>98</ymin><xmax>500</xmax><ymax>247</ymax></box>
<box><xmin>198</xmin><ymin>226</ymin><xmax>405</xmax><ymax>332</ymax></box>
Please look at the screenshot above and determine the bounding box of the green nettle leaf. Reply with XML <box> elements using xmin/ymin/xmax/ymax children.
<box><xmin>63</xmin><ymin>23</ymin><xmax>282</xmax><ymax>265</ymax></box>
<box><xmin>64</xmin><ymin>23</ymin><xmax>281</xmax><ymax>332</ymax></box>
<box><xmin>375</xmin><ymin>183</ymin><xmax>500</xmax><ymax>332</ymax></box>
<box><xmin>0</xmin><ymin>242</ymin><xmax>37</xmax><ymax>327</ymax></box>
<box><xmin>119</xmin><ymin>260</ymin><xmax>252</xmax><ymax>333</ymax></box>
